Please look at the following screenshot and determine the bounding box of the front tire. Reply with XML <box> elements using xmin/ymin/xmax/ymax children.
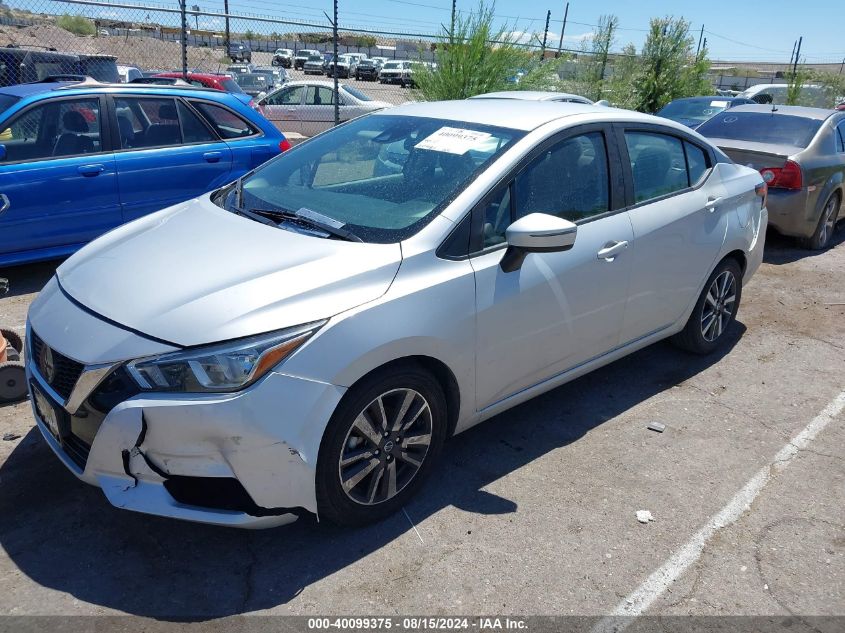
<box><xmin>799</xmin><ymin>193</ymin><xmax>840</xmax><ymax>250</ymax></box>
<box><xmin>672</xmin><ymin>258</ymin><xmax>743</xmax><ymax>355</ymax></box>
<box><xmin>316</xmin><ymin>364</ymin><xmax>447</xmax><ymax>526</ymax></box>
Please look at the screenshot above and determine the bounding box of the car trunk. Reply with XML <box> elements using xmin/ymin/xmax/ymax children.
<box><xmin>711</xmin><ymin>139</ymin><xmax>801</xmax><ymax>171</ymax></box>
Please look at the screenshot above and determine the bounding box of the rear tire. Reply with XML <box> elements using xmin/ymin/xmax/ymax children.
<box><xmin>798</xmin><ymin>193</ymin><xmax>840</xmax><ymax>250</ymax></box>
<box><xmin>672</xmin><ymin>258</ymin><xmax>743</xmax><ymax>355</ymax></box>
<box><xmin>316</xmin><ymin>364</ymin><xmax>447</xmax><ymax>526</ymax></box>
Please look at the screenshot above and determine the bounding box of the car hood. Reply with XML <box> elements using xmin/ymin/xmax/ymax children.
<box><xmin>56</xmin><ymin>195</ymin><xmax>402</xmax><ymax>347</ymax></box>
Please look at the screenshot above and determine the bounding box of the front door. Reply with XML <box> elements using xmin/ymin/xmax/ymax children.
<box><xmin>471</xmin><ymin>128</ymin><xmax>634</xmax><ymax>410</ymax></box>
<box><xmin>111</xmin><ymin>96</ymin><xmax>233</xmax><ymax>222</ymax></box>
<box><xmin>259</xmin><ymin>85</ymin><xmax>305</xmax><ymax>136</ymax></box>
<box><xmin>0</xmin><ymin>95</ymin><xmax>120</xmax><ymax>262</ymax></box>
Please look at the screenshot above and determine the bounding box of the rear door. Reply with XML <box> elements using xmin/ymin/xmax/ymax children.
<box><xmin>301</xmin><ymin>85</ymin><xmax>338</xmax><ymax>137</ymax></box>
<box><xmin>190</xmin><ymin>99</ymin><xmax>276</xmax><ymax>173</ymax></box>
<box><xmin>616</xmin><ymin>126</ymin><xmax>731</xmax><ymax>344</ymax></box>
<box><xmin>111</xmin><ymin>95</ymin><xmax>233</xmax><ymax>222</ymax></box>
<box><xmin>0</xmin><ymin>95</ymin><xmax>120</xmax><ymax>262</ymax></box>
<box><xmin>259</xmin><ymin>85</ymin><xmax>304</xmax><ymax>135</ymax></box>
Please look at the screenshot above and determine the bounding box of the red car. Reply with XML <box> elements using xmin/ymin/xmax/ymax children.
<box><xmin>153</xmin><ymin>72</ymin><xmax>257</xmax><ymax>109</ymax></box>
<box><xmin>837</xmin><ymin>101</ymin><xmax>845</xmax><ymax>111</ymax></box>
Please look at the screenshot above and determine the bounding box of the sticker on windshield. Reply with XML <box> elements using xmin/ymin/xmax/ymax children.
<box><xmin>710</xmin><ymin>100</ymin><xmax>729</xmax><ymax>108</ymax></box>
<box><xmin>415</xmin><ymin>127</ymin><xmax>493</xmax><ymax>154</ymax></box>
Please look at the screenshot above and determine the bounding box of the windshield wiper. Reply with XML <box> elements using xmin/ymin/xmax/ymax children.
<box><xmin>249</xmin><ymin>207</ymin><xmax>363</xmax><ymax>242</ymax></box>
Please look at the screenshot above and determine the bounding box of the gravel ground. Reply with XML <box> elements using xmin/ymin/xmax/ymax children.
<box><xmin>0</xmin><ymin>228</ymin><xmax>843</xmax><ymax>626</ymax></box>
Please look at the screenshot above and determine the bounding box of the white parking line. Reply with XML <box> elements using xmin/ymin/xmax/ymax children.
<box><xmin>593</xmin><ymin>389</ymin><xmax>845</xmax><ymax>633</ymax></box>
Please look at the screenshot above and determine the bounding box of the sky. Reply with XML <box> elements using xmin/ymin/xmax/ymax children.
<box><xmin>11</xmin><ymin>0</ymin><xmax>845</xmax><ymax>63</ymax></box>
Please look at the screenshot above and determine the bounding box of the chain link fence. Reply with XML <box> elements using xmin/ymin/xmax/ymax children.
<box><xmin>0</xmin><ymin>0</ymin><xmax>457</xmax><ymax>138</ymax></box>
<box><xmin>1</xmin><ymin>0</ymin><xmax>836</xmax><ymax>139</ymax></box>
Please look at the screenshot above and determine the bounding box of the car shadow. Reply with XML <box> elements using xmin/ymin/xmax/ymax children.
<box><xmin>0</xmin><ymin>322</ymin><xmax>745</xmax><ymax>620</ymax></box>
<box><xmin>763</xmin><ymin>225</ymin><xmax>845</xmax><ymax>266</ymax></box>
<box><xmin>0</xmin><ymin>260</ymin><xmax>63</xmax><ymax>298</ymax></box>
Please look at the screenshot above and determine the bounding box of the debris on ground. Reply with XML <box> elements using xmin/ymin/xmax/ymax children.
<box><xmin>636</xmin><ymin>510</ymin><xmax>655</xmax><ymax>524</ymax></box>
<box><xmin>647</xmin><ymin>422</ymin><xmax>666</xmax><ymax>433</ymax></box>
<box><xmin>2</xmin><ymin>433</ymin><xmax>21</xmax><ymax>441</ymax></box>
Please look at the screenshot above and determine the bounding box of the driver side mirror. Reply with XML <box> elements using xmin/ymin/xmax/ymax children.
<box><xmin>500</xmin><ymin>213</ymin><xmax>577</xmax><ymax>273</ymax></box>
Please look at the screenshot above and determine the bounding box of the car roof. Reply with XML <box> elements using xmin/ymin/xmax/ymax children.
<box><xmin>0</xmin><ymin>80</ymin><xmax>240</xmax><ymax>102</ymax></box>
<box><xmin>374</xmin><ymin>99</ymin><xmax>658</xmax><ymax>131</ymax></box>
<box><xmin>727</xmin><ymin>104</ymin><xmax>838</xmax><ymax>120</ymax></box>
<box><xmin>469</xmin><ymin>91</ymin><xmax>591</xmax><ymax>103</ymax></box>
<box><xmin>155</xmin><ymin>72</ymin><xmax>228</xmax><ymax>80</ymax></box>
<box><xmin>668</xmin><ymin>95</ymin><xmax>749</xmax><ymax>102</ymax></box>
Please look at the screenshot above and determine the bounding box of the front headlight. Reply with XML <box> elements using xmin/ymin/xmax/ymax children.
<box><xmin>126</xmin><ymin>321</ymin><xmax>325</xmax><ymax>393</ymax></box>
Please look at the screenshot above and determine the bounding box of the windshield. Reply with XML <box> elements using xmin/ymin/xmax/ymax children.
<box><xmin>341</xmin><ymin>84</ymin><xmax>371</xmax><ymax>102</ymax></box>
<box><xmin>697</xmin><ymin>112</ymin><xmax>823</xmax><ymax>148</ymax></box>
<box><xmin>237</xmin><ymin>74</ymin><xmax>272</xmax><ymax>87</ymax></box>
<box><xmin>229</xmin><ymin>115</ymin><xmax>523</xmax><ymax>243</ymax></box>
<box><xmin>658</xmin><ymin>98</ymin><xmax>731</xmax><ymax>123</ymax></box>
<box><xmin>221</xmin><ymin>78</ymin><xmax>245</xmax><ymax>93</ymax></box>
<box><xmin>0</xmin><ymin>94</ymin><xmax>20</xmax><ymax>115</ymax></box>
<box><xmin>384</xmin><ymin>62</ymin><xmax>401</xmax><ymax>69</ymax></box>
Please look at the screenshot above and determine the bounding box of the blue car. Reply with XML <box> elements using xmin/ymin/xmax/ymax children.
<box><xmin>656</xmin><ymin>96</ymin><xmax>756</xmax><ymax>129</ymax></box>
<box><xmin>0</xmin><ymin>79</ymin><xmax>290</xmax><ymax>267</ymax></box>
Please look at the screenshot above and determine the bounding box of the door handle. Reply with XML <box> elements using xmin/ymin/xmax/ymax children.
<box><xmin>203</xmin><ymin>151</ymin><xmax>222</xmax><ymax>163</ymax></box>
<box><xmin>597</xmin><ymin>240</ymin><xmax>629</xmax><ymax>261</ymax></box>
<box><xmin>0</xmin><ymin>194</ymin><xmax>9</xmax><ymax>216</ymax></box>
<box><xmin>705</xmin><ymin>196</ymin><xmax>723</xmax><ymax>212</ymax></box>
<box><xmin>77</xmin><ymin>164</ymin><xmax>104</xmax><ymax>177</ymax></box>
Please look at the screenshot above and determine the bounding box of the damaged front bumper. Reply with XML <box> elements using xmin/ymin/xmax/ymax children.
<box><xmin>26</xmin><ymin>281</ymin><xmax>346</xmax><ymax>529</ymax></box>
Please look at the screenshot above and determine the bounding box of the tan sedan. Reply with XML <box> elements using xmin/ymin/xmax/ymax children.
<box><xmin>257</xmin><ymin>80</ymin><xmax>392</xmax><ymax>137</ymax></box>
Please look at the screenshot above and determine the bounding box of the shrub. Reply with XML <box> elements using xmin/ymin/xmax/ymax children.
<box><xmin>56</xmin><ymin>14</ymin><xmax>96</xmax><ymax>37</ymax></box>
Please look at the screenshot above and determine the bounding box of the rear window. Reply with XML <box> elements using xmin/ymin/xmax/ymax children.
<box><xmin>220</xmin><ymin>79</ymin><xmax>244</xmax><ymax>93</ymax></box>
<box><xmin>697</xmin><ymin>112</ymin><xmax>823</xmax><ymax>148</ymax></box>
<box><xmin>341</xmin><ymin>84</ymin><xmax>371</xmax><ymax>102</ymax></box>
<box><xmin>0</xmin><ymin>94</ymin><xmax>19</xmax><ymax>114</ymax></box>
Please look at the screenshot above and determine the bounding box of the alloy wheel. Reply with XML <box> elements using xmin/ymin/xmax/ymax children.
<box><xmin>701</xmin><ymin>270</ymin><xmax>737</xmax><ymax>342</ymax></box>
<box><xmin>818</xmin><ymin>197</ymin><xmax>838</xmax><ymax>248</ymax></box>
<box><xmin>338</xmin><ymin>388</ymin><xmax>433</xmax><ymax>506</ymax></box>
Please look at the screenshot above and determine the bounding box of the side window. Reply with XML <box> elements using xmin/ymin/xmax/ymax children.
<box><xmin>305</xmin><ymin>86</ymin><xmax>335</xmax><ymax>106</ymax></box>
<box><xmin>625</xmin><ymin>132</ymin><xmax>688</xmax><ymax>203</ymax></box>
<box><xmin>684</xmin><ymin>141</ymin><xmax>710</xmax><ymax>186</ymax></box>
<box><xmin>193</xmin><ymin>102</ymin><xmax>256</xmax><ymax>139</ymax></box>
<box><xmin>481</xmin><ymin>185</ymin><xmax>512</xmax><ymax>248</ymax></box>
<box><xmin>267</xmin><ymin>86</ymin><xmax>302</xmax><ymax>105</ymax></box>
<box><xmin>115</xmin><ymin>97</ymin><xmax>181</xmax><ymax>149</ymax></box>
<box><xmin>0</xmin><ymin>98</ymin><xmax>103</xmax><ymax>162</ymax></box>
<box><xmin>836</xmin><ymin>122</ymin><xmax>845</xmax><ymax>153</ymax></box>
<box><xmin>177</xmin><ymin>101</ymin><xmax>216</xmax><ymax>144</ymax></box>
<box><xmin>514</xmin><ymin>131</ymin><xmax>610</xmax><ymax>222</ymax></box>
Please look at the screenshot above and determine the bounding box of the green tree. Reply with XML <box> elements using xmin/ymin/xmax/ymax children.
<box><xmin>580</xmin><ymin>15</ymin><xmax>618</xmax><ymax>102</ymax></box>
<box><xmin>630</xmin><ymin>16</ymin><xmax>710</xmax><ymax>112</ymax></box>
<box><xmin>56</xmin><ymin>14</ymin><xmax>96</xmax><ymax>37</ymax></box>
<box><xmin>412</xmin><ymin>2</ymin><xmax>535</xmax><ymax>101</ymax></box>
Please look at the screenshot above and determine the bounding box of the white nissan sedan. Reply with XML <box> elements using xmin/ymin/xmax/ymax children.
<box><xmin>26</xmin><ymin>100</ymin><xmax>767</xmax><ymax>528</ymax></box>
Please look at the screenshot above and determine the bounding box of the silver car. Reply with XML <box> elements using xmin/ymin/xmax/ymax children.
<box><xmin>697</xmin><ymin>105</ymin><xmax>845</xmax><ymax>249</ymax></box>
<box><xmin>258</xmin><ymin>80</ymin><xmax>392</xmax><ymax>137</ymax></box>
<box><xmin>26</xmin><ymin>101</ymin><xmax>767</xmax><ymax>528</ymax></box>
<box><xmin>470</xmin><ymin>90</ymin><xmax>594</xmax><ymax>104</ymax></box>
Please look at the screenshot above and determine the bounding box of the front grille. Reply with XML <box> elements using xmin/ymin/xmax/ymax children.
<box><xmin>31</xmin><ymin>331</ymin><xmax>85</xmax><ymax>400</ymax></box>
<box><xmin>62</xmin><ymin>433</ymin><xmax>90</xmax><ymax>470</ymax></box>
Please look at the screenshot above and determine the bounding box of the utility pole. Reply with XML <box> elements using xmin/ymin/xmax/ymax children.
<box><xmin>696</xmin><ymin>24</ymin><xmax>704</xmax><ymax>56</ymax></box>
<box><xmin>839</xmin><ymin>56</ymin><xmax>844</xmax><ymax>76</ymax></box>
<box><xmin>179</xmin><ymin>0</ymin><xmax>188</xmax><ymax>79</ymax></box>
<box><xmin>332</xmin><ymin>0</ymin><xmax>339</xmax><ymax>126</ymax></box>
<box><xmin>451</xmin><ymin>0</ymin><xmax>456</xmax><ymax>42</ymax></box>
<box><xmin>223</xmin><ymin>0</ymin><xmax>230</xmax><ymax>55</ymax></box>
<box><xmin>192</xmin><ymin>5</ymin><xmax>200</xmax><ymax>31</ymax></box>
<box><xmin>540</xmin><ymin>9</ymin><xmax>550</xmax><ymax>59</ymax></box>
<box><xmin>556</xmin><ymin>1</ymin><xmax>568</xmax><ymax>58</ymax></box>
<box><xmin>792</xmin><ymin>35</ymin><xmax>802</xmax><ymax>77</ymax></box>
